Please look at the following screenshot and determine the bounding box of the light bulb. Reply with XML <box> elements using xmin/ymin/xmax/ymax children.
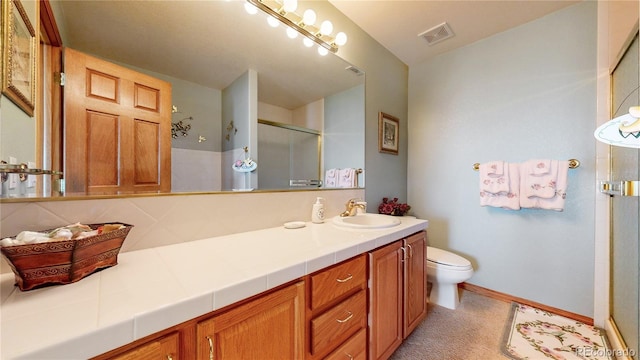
<box><xmin>302</xmin><ymin>9</ymin><xmax>316</xmax><ymax>26</ymax></box>
<box><xmin>283</xmin><ymin>0</ymin><xmax>297</xmax><ymax>13</ymax></box>
<box><xmin>335</xmin><ymin>32</ymin><xmax>347</xmax><ymax>46</ymax></box>
<box><xmin>318</xmin><ymin>46</ymin><xmax>329</xmax><ymax>56</ymax></box>
<box><xmin>286</xmin><ymin>27</ymin><xmax>298</xmax><ymax>39</ymax></box>
<box><xmin>320</xmin><ymin>20</ymin><xmax>333</xmax><ymax>35</ymax></box>
<box><xmin>267</xmin><ymin>16</ymin><xmax>279</xmax><ymax>28</ymax></box>
<box><xmin>303</xmin><ymin>37</ymin><xmax>314</xmax><ymax>47</ymax></box>
<box><xmin>244</xmin><ymin>2</ymin><xmax>258</xmax><ymax>14</ymax></box>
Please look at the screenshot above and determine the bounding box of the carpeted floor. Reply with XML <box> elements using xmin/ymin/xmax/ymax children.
<box><xmin>390</xmin><ymin>289</ymin><xmax>511</xmax><ymax>360</ymax></box>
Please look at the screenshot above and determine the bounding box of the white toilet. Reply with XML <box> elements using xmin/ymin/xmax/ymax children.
<box><xmin>426</xmin><ymin>246</ymin><xmax>474</xmax><ymax>310</ymax></box>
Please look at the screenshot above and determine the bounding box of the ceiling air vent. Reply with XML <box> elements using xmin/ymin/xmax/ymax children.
<box><xmin>418</xmin><ymin>22</ymin><xmax>454</xmax><ymax>46</ymax></box>
<box><xmin>345</xmin><ymin>65</ymin><xmax>364</xmax><ymax>76</ymax></box>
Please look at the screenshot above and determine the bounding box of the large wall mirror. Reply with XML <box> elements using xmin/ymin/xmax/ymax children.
<box><xmin>0</xmin><ymin>0</ymin><xmax>364</xmax><ymax>199</ymax></box>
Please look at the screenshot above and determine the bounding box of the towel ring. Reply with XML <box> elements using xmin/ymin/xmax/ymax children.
<box><xmin>472</xmin><ymin>159</ymin><xmax>580</xmax><ymax>171</ymax></box>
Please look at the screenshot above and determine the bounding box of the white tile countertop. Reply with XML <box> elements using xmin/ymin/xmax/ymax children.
<box><xmin>0</xmin><ymin>216</ymin><xmax>427</xmax><ymax>359</ymax></box>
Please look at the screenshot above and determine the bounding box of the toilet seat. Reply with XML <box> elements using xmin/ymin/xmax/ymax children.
<box><xmin>427</xmin><ymin>246</ymin><xmax>471</xmax><ymax>269</ymax></box>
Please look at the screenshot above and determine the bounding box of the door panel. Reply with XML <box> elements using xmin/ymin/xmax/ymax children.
<box><xmin>87</xmin><ymin>111</ymin><xmax>119</xmax><ymax>187</ymax></box>
<box><xmin>133</xmin><ymin>83</ymin><xmax>160</xmax><ymax>112</ymax></box>
<box><xmin>63</xmin><ymin>47</ymin><xmax>171</xmax><ymax>194</ymax></box>
<box><xmin>134</xmin><ymin>119</ymin><xmax>160</xmax><ymax>185</ymax></box>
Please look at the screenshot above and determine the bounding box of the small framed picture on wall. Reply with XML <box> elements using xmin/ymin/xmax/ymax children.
<box><xmin>378</xmin><ymin>112</ymin><xmax>399</xmax><ymax>155</ymax></box>
<box><xmin>1</xmin><ymin>0</ymin><xmax>37</xmax><ymax>116</ymax></box>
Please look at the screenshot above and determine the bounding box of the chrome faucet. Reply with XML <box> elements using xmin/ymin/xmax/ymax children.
<box><xmin>340</xmin><ymin>198</ymin><xmax>366</xmax><ymax>217</ymax></box>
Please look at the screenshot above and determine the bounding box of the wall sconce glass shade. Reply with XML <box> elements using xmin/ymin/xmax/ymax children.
<box><xmin>320</xmin><ymin>20</ymin><xmax>333</xmax><ymax>35</ymax></box>
<box><xmin>303</xmin><ymin>9</ymin><xmax>316</xmax><ymax>26</ymax></box>
<box><xmin>244</xmin><ymin>2</ymin><xmax>258</xmax><ymax>14</ymax></box>
<box><xmin>245</xmin><ymin>0</ymin><xmax>346</xmax><ymax>53</ymax></box>
<box><xmin>283</xmin><ymin>0</ymin><xmax>297</xmax><ymax>13</ymax></box>
<box><xmin>303</xmin><ymin>37</ymin><xmax>314</xmax><ymax>47</ymax></box>
<box><xmin>267</xmin><ymin>15</ymin><xmax>280</xmax><ymax>27</ymax></box>
<box><xmin>286</xmin><ymin>27</ymin><xmax>298</xmax><ymax>39</ymax></box>
<box><xmin>335</xmin><ymin>32</ymin><xmax>347</xmax><ymax>46</ymax></box>
<box><xmin>594</xmin><ymin>107</ymin><xmax>640</xmax><ymax>148</ymax></box>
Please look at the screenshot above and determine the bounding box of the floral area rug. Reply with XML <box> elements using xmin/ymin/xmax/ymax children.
<box><xmin>502</xmin><ymin>303</ymin><xmax>612</xmax><ymax>360</ymax></box>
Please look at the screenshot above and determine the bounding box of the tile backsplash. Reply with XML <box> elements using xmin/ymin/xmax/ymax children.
<box><xmin>0</xmin><ymin>189</ymin><xmax>364</xmax><ymax>274</ymax></box>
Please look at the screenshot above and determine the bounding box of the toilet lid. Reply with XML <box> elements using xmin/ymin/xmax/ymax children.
<box><xmin>427</xmin><ymin>247</ymin><xmax>471</xmax><ymax>267</ymax></box>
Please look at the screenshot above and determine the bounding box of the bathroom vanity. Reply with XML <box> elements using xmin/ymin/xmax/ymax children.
<box><xmin>0</xmin><ymin>216</ymin><xmax>427</xmax><ymax>359</ymax></box>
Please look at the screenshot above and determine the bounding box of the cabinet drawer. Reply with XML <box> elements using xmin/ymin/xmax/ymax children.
<box><xmin>110</xmin><ymin>331</ymin><xmax>179</xmax><ymax>360</ymax></box>
<box><xmin>310</xmin><ymin>255</ymin><xmax>366</xmax><ymax>310</ymax></box>
<box><xmin>324</xmin><ymin>328</ymin><xmax>366</xmax><ymax>360</ymax></box>
<box><xmin>311</xmin><ymin>290</ymin><xmax>366</xmax><ymax>355</ymax></box>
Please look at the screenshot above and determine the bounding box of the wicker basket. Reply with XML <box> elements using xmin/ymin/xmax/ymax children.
<box><xmin>1</xmin><ymin>223</ymin><xmax>133</xmax><ymax>291</ymax></box>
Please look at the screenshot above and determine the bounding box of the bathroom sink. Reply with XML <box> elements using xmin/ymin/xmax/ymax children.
<box><xmin>332</xmin><ymin>213</ymin><xmax>401</xmax><ymax>229</ymax></box>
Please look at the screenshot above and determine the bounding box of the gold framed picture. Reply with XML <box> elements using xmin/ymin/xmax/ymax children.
<box><xmin>1</xmin><ymin>0</ymin><xmax>37</xmax><ymax>116</ymax></box>
<box><xmin>378</xmin><ymin>112</ymin><xmax>399</xmax><ymax>155</ymax></box>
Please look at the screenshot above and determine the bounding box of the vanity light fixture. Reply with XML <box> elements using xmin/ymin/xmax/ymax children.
<box><xmin>245</xmin><ymin>0</ymin><xmax>347</xmax><ymax>54</ymax></box>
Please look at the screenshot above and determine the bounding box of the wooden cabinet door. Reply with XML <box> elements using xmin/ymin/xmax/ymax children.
<box><xmin>196</xmin><ymin>282</ymin><xmax>305</xmax><ymax>360</ymax></box>
<box><xmin>403</xmin><ymin>231</ymin><xmax>427</xmax><ymax>338</ymax></box>
<box><xmin>63</xmin><ymin>47</ymin><xmax>171</xmax><ymax>195</ymax></box>
<box><xmin>110</xmin><ymin>332</ymin><xmax>179</xmax><ymax>360</ymax></box>
<box><xmin>368</xmin><ymin>240</ymin><xmax>403</xmax><ymax>360</ymax></box>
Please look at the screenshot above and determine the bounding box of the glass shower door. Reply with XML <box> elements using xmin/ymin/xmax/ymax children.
<box><xmin>610</xmin><ymin>33</ymin><xmax>640</xmax><ymax>359</ymax></box>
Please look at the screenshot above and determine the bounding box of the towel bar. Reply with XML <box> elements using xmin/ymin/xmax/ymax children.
<box><xmin>472</xmin><ymin>159</ymin><xmax>580</xmax><ymax>171</ymax></box>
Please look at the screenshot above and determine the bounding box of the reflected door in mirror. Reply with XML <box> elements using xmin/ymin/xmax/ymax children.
<box><xmin>63</xmin><ymin>48</ymin><xmax>172</xmax><ymax>194</ymax></box>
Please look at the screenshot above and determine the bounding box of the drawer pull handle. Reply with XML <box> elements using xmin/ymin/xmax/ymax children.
<box><xmin>336</xmin><ymin>274</ymin><xmax>353</xmax><ymax>283</ymax></box>
<box><xmin>346</xmin><ymin>354</ymin><xmax>354</xmax><ymax>360</ymax></box>
<box><xmin>167</xmin><ymin>355</ymin><xmax>173</xmax><ymax>360</ymax></box>
<box><xmin>336</xmin><ymin>311</ymin><xmax>354</xmax><ymax>323</ymax></box>
<box><xmin>206</xmin><ymin>336</ymin><xmax>214</xmax><ymax>360</ymax></box>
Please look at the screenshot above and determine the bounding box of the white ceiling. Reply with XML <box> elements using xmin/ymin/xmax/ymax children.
<box><xmin>329</xmin><ymin>0</ymin><xmax>580</xmax><ymax>66</ymax></box>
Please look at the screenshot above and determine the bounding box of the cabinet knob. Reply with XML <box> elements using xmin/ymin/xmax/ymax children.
<box><xmin>345</xmin><ymin>354</ymin><xmax>354</xmax><ymax>360</ymax></box>
<box><xmin>166</xmin><ymin>355</ymin><xmax>173</xmax><ymax>360</ymax></box>
<box><xmin>336</xmin><ymin>274</ymin><xmax>353</xmax><ymax>283</ymax></box>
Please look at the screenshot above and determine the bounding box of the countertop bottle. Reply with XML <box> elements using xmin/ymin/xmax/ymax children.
<box><xmin>311</xmin><ymin>197</ymin><xmax>325</xmax><ymax>223</ymax></box>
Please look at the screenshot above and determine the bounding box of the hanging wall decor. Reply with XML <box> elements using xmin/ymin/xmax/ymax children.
<box><xmin>378</xmin><ymin>112</ymin><xmax>400</xmax><ymax>155</ymax></box>
<box><xmin>1</xmin><ymin>0</ymin><xmax>37</xmax><ymax>116</ymax></box>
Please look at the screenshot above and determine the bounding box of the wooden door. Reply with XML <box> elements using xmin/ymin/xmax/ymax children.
<box><xmin>368</xmin><ymin>241</ymin><xmax>403</xmax><ymax>360</ymax></box>
<box><xmin>63</xmin><ymin>48</ymin><xmax>171</xmax><ymax>194</ymax></box>
<box><xmin>196</xmin><ymin>282</ymin><xmax>305</xmax><ymax>360</ymax></box>
<box><xmin>403</xmin><ymin>231</ymin><xmax>427</xmax><ymax>338</ymax></box>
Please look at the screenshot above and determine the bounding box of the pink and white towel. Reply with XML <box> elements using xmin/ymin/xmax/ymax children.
<box><xmin>324</xmin><ymin>168</ymin><xmax>338</xmax><ymax>187</ymax></box>
<box><xmin>480</xmin><ymin>162</ymin><xmax>520</xmax><ymax>210</ymax></box>
<box><xmin>519</xmin><ymin>159</ymin><xmax>569</xmax><ymax>211</ymax></box>
<box><xmin>479</xmin><ymin>161</ymin><xmax>509</xmax><ymax>194</ymax></box>
<box><xmin>521</xmin><ymin>159</ymin><xmax>558</xmax><ymax>199</ymax></box>
<box><xmin>337</xmin><ymin>168</ymin><xmax>357</xmax><ymax>188</ymax></box>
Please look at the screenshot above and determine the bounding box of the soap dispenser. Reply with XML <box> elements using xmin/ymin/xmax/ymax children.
<box><xmin>311</xmin><ymin>197</ymin><xmax>325</xmax><ymax>223</ymax></box>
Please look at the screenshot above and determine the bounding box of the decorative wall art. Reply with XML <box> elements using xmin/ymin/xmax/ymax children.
<box><xmin>1</xmin><ymin>0</ymin><xmax>37</xmax><ymax>116</ymax></box>
<box><xmin>378</xmin><ymin>112</ymin><xmax>399</xmax><ymax>155</ymax></box>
